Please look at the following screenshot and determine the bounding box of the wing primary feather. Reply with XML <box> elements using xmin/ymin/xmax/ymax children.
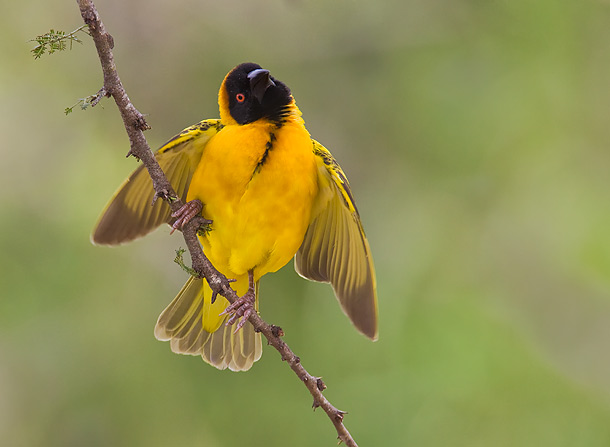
<box><xmin>296</xmin><ymin>139</ymin><xmax>378</xmax><ymax>340</ymax></box>
<box><xmin>91</xmin><ymin>119</ymin><xmax>221</xmax><ymax>246</ymax></box>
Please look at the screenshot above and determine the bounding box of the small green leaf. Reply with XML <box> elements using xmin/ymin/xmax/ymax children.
<box><xmin>30</xmin><ymin>25</ymin><xmax>89</xmax><ymax>59</ymax></box>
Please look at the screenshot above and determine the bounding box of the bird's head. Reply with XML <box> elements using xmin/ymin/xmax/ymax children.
<box><xmin>218</xmin><ymin>63</ymin><xmax>295</xmax><ymax>125</ymax></box>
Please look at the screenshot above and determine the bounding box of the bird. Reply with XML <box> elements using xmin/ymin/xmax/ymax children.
<box><xmin>92</xmin><ymin>62</ymin><xmax>378</xmax><ymax>371</ymax></box>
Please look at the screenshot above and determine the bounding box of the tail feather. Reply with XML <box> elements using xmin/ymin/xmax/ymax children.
<box><xmin>155</xmin><ymin>276</ymin><xmax>262</xmax><ymax>371</ymax></box>
<box><xmin>154</xmin><ymin>277</ymin><xmax>204</xmax><ymax>341</ymax></box>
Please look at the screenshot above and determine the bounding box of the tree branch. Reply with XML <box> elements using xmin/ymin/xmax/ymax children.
<box><xmin>75</xmin><ymin>1</ymin><xmax>358</xmax><ymax>445</ymax></box>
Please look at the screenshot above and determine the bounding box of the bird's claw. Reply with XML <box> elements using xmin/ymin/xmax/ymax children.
<box><xmin>220</xmin><ymin>290</ymin><xmax>256</xmax><ymax>333</ymax></box>
<box><xmin>170</xmin><ymin>199</ymin><xmax>203</xmax><ymax>234</ymax></box>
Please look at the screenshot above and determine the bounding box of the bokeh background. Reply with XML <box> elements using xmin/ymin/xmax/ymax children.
<box><xmin>2</xmin><ymin>0</ymin><xmax>610</xmax><ymax>445</ymax></box>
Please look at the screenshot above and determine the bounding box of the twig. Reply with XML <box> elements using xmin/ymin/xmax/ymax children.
<box><xmin>75</xmin><ymin>1</ymin><xmax>359</xmax><ymax>445</ymax></box>
<box><xmin>30</xmin><ymin>24</ymin><xmax>89</xmax><ymax>59</ymax></box>
<box><xmin>64</xmin><ymin>87</ymin><xmax>106</xmax><ymax>115</ymax></box>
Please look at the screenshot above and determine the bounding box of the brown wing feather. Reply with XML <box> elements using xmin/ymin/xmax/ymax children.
<box><xmin>295</xmin><ymin>140</ymin><xmax>378</xmax><ymax>340</ymax></box>
<box><xmin>91</xmin><ymin>119</ymin><xmax>222</xmax><ymax>245</ymax></box>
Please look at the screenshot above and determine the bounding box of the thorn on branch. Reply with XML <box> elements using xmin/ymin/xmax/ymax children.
<box><xmin>333</xmin><ymin>410</ymin><xmax>347</xmax><ymax>423</ymax></box>
<box><xmin>134</xmin><ymin>115</ymin><xmax>151</xmax><ymax>131</ymax></box>
<box><xmin>151</xmin><ymin>189</ymin><xmax>172</xmax><ymax>206</ymax></box>
<box><xmin>316</xmin><ymin>377</ymin><xmax>327</xmax><ymax>391</ymax></box>
<box><xmin>206</xmin><ymin>272</ymin><xmax>235</xmax><ymax>297</ymax></box>
<box><xmin>125</xmin><ymin>148</ymin><xmax>140</xmax><ymax>160</ymax></box>
<box><xmin>209</xmin><ymin>272</ymin><xmax>235</xmax><ymax>303</ymax></box>
<box><xmin>270</xmin><ymin>325</ymin><xmax>284</xmax><ymax>337</ymax></box>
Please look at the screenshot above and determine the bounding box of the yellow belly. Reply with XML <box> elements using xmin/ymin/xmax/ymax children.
<box><xmin>186</xmin><ymin>121</ymin><xmax>318</xmax><ymax>281</ymax></box>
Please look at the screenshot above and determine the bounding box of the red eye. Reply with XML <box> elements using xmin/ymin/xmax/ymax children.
<box><xmin>236</xmin><ymin>93</ymin><xmax>245</xmax><ymax>103</ymax></box>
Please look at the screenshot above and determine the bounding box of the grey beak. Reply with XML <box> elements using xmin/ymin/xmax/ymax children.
<box><xmin>248</xmin><ymin>69</ymin><xmax>275</xmax><ymax>103</ymax></box>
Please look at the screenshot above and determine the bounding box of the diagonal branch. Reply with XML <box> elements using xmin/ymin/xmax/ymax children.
<box><xmin>75</xmin><ymin>0</ymin><xmax>359</xmax><ymax>445</ymax></box>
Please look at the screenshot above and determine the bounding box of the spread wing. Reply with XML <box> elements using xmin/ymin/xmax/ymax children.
<box><xmin>295</xmin><ymin>140</ymin><xmax>378</xmax><ymax>340</ymax></box>
<box><xmin>92</xmin><ymin>119</ymin><xmax>223</xmax><ymax>245</ymax></box>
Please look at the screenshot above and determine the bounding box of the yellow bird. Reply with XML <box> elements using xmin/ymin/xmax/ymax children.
<box><xmin>92</xmin><ymin>63</ymin><xmax>378</xmax><ymax>371</ymax></box>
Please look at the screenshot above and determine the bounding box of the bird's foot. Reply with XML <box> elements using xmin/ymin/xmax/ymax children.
<box><xmin>220</xmin><ymin>272</ymin><xmax>256</xmax><ymax>333</ymax></box>
<box><xmin>170</xmin><ymin>199</ymin><xmax>204</xmax><ymax>234</ymax></box>
<box><xmin>221</xmin><ymin>290</ymin><xmax>256</xmax><ymax>333</ymax></box>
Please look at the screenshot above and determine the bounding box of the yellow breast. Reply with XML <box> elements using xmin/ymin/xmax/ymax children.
<box><xmin>187</xmin><ymin>120</ymin><xmax>318</xmax><ymax>280</ymax></box>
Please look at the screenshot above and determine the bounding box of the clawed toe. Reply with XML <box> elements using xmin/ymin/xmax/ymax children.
<box><xmin>221</xmin><ymin>291</ymin><xmax>256</xmax><ymax>333</ymax></box>
<box><xmin>170</xmin><ymin>199</ymin><xmax>203</xmax><ymax>234</ymax></box>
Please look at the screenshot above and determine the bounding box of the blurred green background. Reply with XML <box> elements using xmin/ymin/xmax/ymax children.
<box><xmin>2</xmin><ymin>0</ymin><xmax>610</xmax><ymax>445</ymax></box>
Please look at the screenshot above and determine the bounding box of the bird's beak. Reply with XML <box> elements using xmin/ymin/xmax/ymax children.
<box><xmin>248</xmin><ymin>69</ymin><xmax>275</xmax><ymax>103</ymax></box>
